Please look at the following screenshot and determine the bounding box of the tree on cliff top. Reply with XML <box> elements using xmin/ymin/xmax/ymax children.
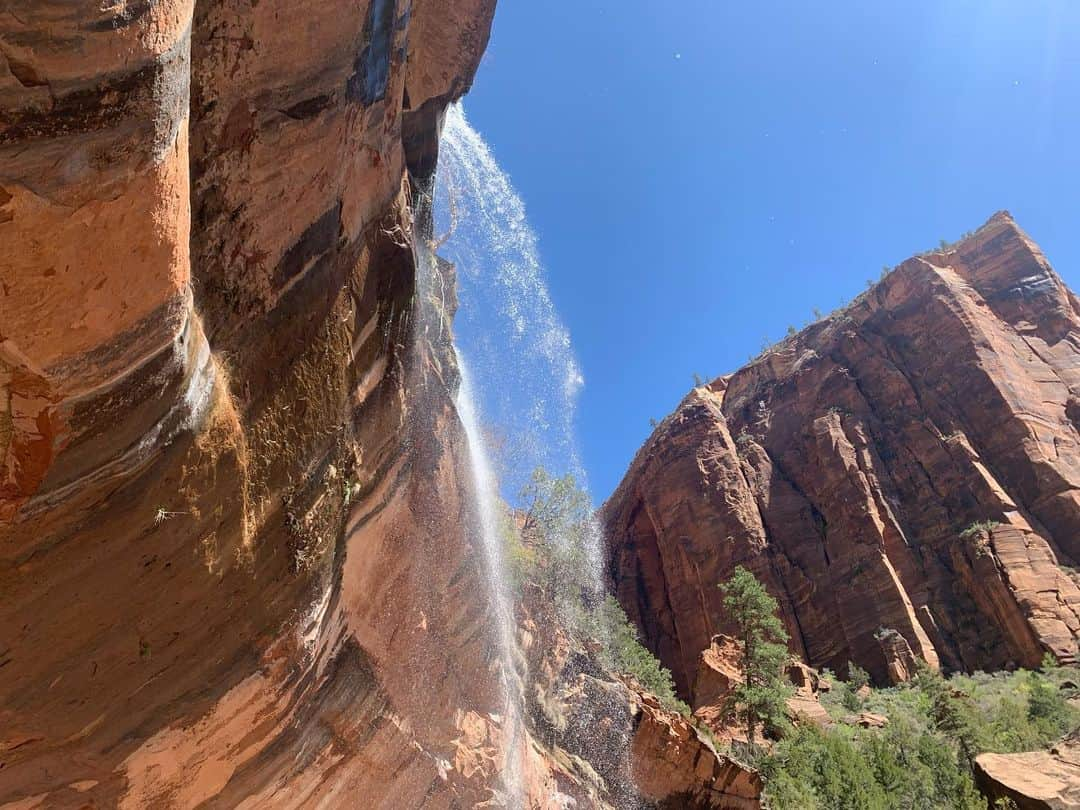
<box><xmin>720</xmin><ymin>566</ymin><xmax>792</xmax><ymax>748</ymax></box>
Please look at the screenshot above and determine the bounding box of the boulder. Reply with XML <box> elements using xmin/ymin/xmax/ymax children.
<box><xmin>631</xmin><ymin>691</ymin><xmax>763</xmax><ymax>809</ymax></box>
<box><xmin>692</xmin><ymin>635</ymin><xmax>832</xmax><ymax>734</ymax></box>
<box><xmin>975</xmin><ymin>734</ymin><xmax>1080</xmax><ymax>809</ymax></box>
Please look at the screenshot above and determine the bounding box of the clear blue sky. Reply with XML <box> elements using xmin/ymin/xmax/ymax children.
<box><xmin>459</xmin><ymin>0</ymin><xmax>1080</xmax><ymax>501</ymax></box>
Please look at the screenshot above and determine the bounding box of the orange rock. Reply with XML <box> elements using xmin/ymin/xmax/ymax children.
<box><xmin>975</xmin><ymin>733</ymin><xmax>1080</xmax><ymax>809</ymax></box>
<box><xmin>0</xmin><ymin>1</ymin><xmax>520</xmax><ymax>807</ymax></box>
<box><xmin>692</xmin><ymin>635</ymin><xmax>832</xmax><ymax>735</ymax></box>
<box><xmin>605</xmin><ymin>213</ymin><xmax>1080</xmax><ymax>688</ymax></box>
<box><xmin>847</xmin><ymin>712</ymin><xmax>888</xmax><ymax>729</ymax></box>
<box><xmin>630</xmin><ymin>689</ymin><xmax>763</xmax><ymax>809</ymax></box>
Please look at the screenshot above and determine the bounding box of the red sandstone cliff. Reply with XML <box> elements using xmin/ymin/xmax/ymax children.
<box><xmin>0</xmin><ymin>1</ymin><xmax>516</xmax><ymax>806</ymax></box>
<box><xmin>1</xmin><ymin>3</ymin><xmax>738</xmax><ymax>805</ymax></box>
<box><xmin>604</xmin><ymin>213</ymin><xmax>1080</xmax><ymax>696</ymax></box>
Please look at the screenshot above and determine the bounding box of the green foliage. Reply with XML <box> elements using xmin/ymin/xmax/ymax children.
<box><xmin>960</xmin><ymin>519</ymin><xmax>1000</xmax><ymax>538</ymax></box>
<box><xmin>516</xmin><ymin>467</ymin><xmax>594</xmax><ymax>621</ymax></box>
<box><xmin>766</xmin><ymin>700</ymin><xmax>984</xmax><ymax>809</ymax></box>
<box><xmin>776</xmin><ymin>660</ymin><xmax>1080</xmax><ymax>809</ymax></box>
<box><xmin>519</xmin><ymin>467</ymin><xmax>591</xmax><ymax>548</ymax></box>
<box><xmin>594</xmin><ymin>596</ymin><xmax>687</xmax><ymax>714</ymax></box>
<box><xmin>916</xmin><ymin>664</ymin><xmax>987</xmax><ymax>767</ymax></box>
<box><xmin>1027</xmin><ymin>670</ymin><xmax>1070</xmax><ymax>732</ymax></box>
<box><xmin>848</xmin><ymin>661</ymin><xmax>870</xmax><ymax>691</ymax></box>
<box><xmin>840</xmin><ymin>681</ymin><xmax>863</xmax><ymax>713</ymax></box>
<box><xmin>514</xmin><ymin>467</ymin><xmax>687</xmax><ymax>714</ymax></box>
<box><xmin>719</xmin><ymin>567</ymin><xmax>792</xmax><ymax>747</ymax></box>
<box><xmin>761</xmin><ymin>725</ymin><xmax>890</xmax><ymax>809</ymax></box>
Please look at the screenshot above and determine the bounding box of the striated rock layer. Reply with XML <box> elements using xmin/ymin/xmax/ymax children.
<box><xmin>605</xmin><ymin>213</ymin><xmax>1080</xmax><ymax>695</ymax></box>
<box><xmin>0</xmin><ymin>0</ymin><xmax>524</xmax><ymax>806</ymax></box>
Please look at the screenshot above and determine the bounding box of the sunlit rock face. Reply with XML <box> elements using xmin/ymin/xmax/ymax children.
<box><xmin>0</xmin><ymin>0</ymin><xmax>513</xmax><ymax>805</ymax></box>
<box><xmin>514</xmin><ymin>584</ymin><xmax>764</xmax><ymax>809</ymax></box>
<box><xmin>975</xmin><ymin>732</ymin><xmax>1080</xmax><ymax>809</ymax></box>
<box><xmin>605</xmin><ymin>212</ymin><xmax>1080</xmax><ymax>694</ymax></box>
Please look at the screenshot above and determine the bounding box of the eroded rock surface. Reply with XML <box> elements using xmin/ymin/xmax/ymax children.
<box><xmin>692</xmin><ymin>635</ymin><xmax>831</xmax><ymax>736</ymax></box>
<box><xmin>0</xmin><ymin>0</ymin><xmax>516</xmax><ymax>806</ymax></box>
<box><xmin>630</xmin><ymin>691</ymin><xmax>762</xmax><ymax>810</ymax></box>
<box><xmin>605</xmin><ymin>213</ymin><xmax>1080</xmax><ymax>692</ymax></box>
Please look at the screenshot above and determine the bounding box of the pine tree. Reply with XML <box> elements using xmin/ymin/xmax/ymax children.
<box><xmin>917</xmin><ymin>663</ymin><xmax>986</xmax><ymax>768</ymax></box>
<box><xmin>720</xmin><ymin>566</ymin><xmax>792</xmax><ymax>748</ymax></box>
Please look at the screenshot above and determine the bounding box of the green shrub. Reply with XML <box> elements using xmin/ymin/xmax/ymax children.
<box><xmin>764</xmin><ymin>712</ymin><xmax>984</xmax><ymax>809</ymax></box>
<box><xmin>595</xmin><ymin>596</ymin><xmax>687</xmax><ymax>714</ymax></box>
<box><xmin>514</xmin><ymin>467</ymin><xmax>687</xmax><ymax>714</ymax></box>
<box><xmin>960</xmin><ymin>519</ymin><xmax>1000</xmax><ymax>538</ymax></box>
<box><xmin>848</xmin><ymin>661</ymin><xmax>871</xmax><ymax>691</ymax></box>
<box><xmin>1027</xmin><ymin>670</ymin><xmax>1071</xmax><ymax>736</ymax></box>
<box><xmin>768</xmin><ymin>660</ymin><xmax>1080</xmax><ymax>808</ymax></box>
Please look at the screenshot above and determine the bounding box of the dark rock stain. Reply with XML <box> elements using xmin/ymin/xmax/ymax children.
<box><xmin>346</xmin><ymin>0</ymin><xmax>396</xmax><ymax>106</ymax></box>
<box><xmin>272</xmin><ymin>203</ymin><xmax>342</xmax><ymax>290</ymax></box>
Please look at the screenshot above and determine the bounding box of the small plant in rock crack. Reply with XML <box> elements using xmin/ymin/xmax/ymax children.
<box><xmin>342</xmin><ymin>479</ymin><xmax>361</xmax><ymax>505</ymax></box>
<box><xmin>959</xmin><ymin>519</ymin><xmax>1000</xmax><ymax>539</ymax></box>
<box><xmin>154</xmin><ymin>508</ymin><xmax>189</xmax><ymax>526</ymax></box>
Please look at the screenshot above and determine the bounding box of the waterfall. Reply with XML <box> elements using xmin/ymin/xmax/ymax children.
<box><xmin>436</xmin><ymin>104</ymin><xmax>604</xmax><ymax>588</ymax></box>
<box><xmin>410</xmin><ymin>227</ymin><xmax>525</xmax><ymax>805</ymax></box>
<box><xmin>435</xmin><ymin>104</ymin><xmax>637</xmax><ymax>808</ymax></box>
<box><xmin>453</xmin><ymin>353</ymin><xmax>525</xmax><ymax>807</ymax></box>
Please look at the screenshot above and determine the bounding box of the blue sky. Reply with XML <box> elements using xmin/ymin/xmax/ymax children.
<box><xmin>459</xmin><ymin>0</ymin><xmax>1080</xmax><ymax>501</ymax></box>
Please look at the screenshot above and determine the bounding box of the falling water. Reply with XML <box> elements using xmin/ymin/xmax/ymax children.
<box><xmin>435</xmin><ymin>104</ymin><xmax>637</xmax><ymax>807</ymax></box>
<box><xmin>409</xmin><ymin>223</ymin><xmax>525</xmax><ymax>804</ymax></box>
<box><xmin>453</xmin><ymin>353</ymin><xmax>524</xmax><ymax>807</ymax></box>
<box><xmin>435</xmin><ymin>104</ymin><xmax>604</xmax><ymax>588</ymax></box>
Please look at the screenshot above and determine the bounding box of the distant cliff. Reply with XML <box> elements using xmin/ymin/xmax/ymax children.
<box><xmin>604</xmin><ymin>213</ymin><xmax>1080</xmax><ymax>697</ymax></box>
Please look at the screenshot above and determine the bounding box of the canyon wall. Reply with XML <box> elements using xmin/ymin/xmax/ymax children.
<box><xmin>0</xmin><ymin>1</ymin><xmax>523</xmax><ymax>806</ymax></box>
<box><xmin>604</xmin><ymin>213</ymin><xmax>1080</xmax><ymax>696</ymax></box>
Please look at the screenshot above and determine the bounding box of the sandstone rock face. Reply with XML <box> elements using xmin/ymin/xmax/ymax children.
<box><xmin>605</xmin><ymin>213</ymin><xmax>1080</xmax><ymax>692</ymax></box>
<box><xmin>876</xmin><ymin>626</ymin><xmax>920</xmax><ymax>684</ymax></box>
<box><xmin>0</xmin><ymin>1</ymin><xmax>514</xmax><ymax>806</ymax></box>
<box><xmin>512</xmin><ymin>582</ymin><xmax>764</xmax><ymax>809</ymax></box>
<box><xmin>975</xmin><ymin>733</ymin><xmax>1080</xmax><ymax>809</ymax></box>
<box><xmin>692</xmin><ymin>635</ymin><xmax>831</xmax><ymax>735</ymax></box>
<box><xmin>630</xmin><ymin>691</ymin><xmax>762</xmax><ymax>810</ymax></box>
